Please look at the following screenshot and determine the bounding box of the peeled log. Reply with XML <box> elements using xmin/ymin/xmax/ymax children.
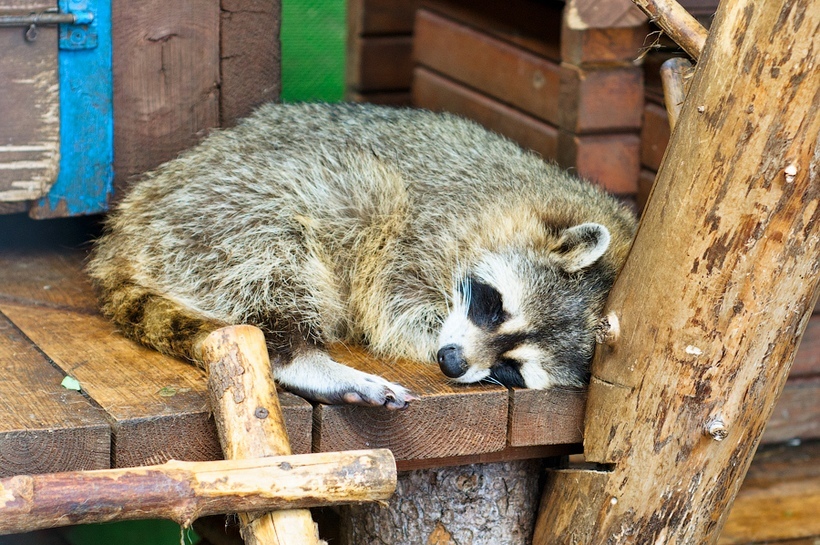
<box><xmin>200</xmin><ymin>325</ymin><xmax>326</xmax><ymax>545</ymax></box>
<box><xmin>535</xmin><ymin>0</ymin><xmax>820</xmax><ymax>542</ymax></box>
<box><xmin>0</xmin><ymin>450</ymin><xmax>396</xmax><ymax>535</ymax></box>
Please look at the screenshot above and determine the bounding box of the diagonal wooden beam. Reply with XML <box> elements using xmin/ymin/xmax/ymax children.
<box><xmin>533</xmin><ymin>0</ymin><xmax>820</xmax><ymax>541</ymax></box>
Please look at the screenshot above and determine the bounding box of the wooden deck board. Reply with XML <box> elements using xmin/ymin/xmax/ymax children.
<box><xmin>0</xmin><ymin>311</ymin><xmax>110</xmax><ymax>477</ymax></box>
<box><xmin>315</xmin><ymin>345</ymin><xmax>509</xmax><ymax>460</ymax></box>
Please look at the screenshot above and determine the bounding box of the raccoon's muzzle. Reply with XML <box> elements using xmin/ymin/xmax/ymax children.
<box><xmin>437</xmin><ymin>344</ymin><xmax>466</xmax><ymax>378</ymax></box>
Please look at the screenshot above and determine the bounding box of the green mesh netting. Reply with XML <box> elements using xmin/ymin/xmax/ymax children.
<box><xmin>281</xmin><ymin>0</ymin><xmax>347</xmax><ymax>102</ymax></box>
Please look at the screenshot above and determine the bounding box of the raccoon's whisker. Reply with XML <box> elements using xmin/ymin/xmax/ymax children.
<box><xmin>482</xmin><ymin>375</ymin><xmax>505</xmax><ymax>387</ymax></box>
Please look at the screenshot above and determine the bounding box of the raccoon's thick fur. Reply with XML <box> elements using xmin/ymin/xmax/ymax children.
<box><xmin>88</xmin><ymin>103</ymin><xmax>636</xmax><ymax>409</ymax></box>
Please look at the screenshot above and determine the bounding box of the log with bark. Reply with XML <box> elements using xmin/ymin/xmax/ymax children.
<box><xmin>534</xmin><ymin>0</ymin><xmax>820</xmax><ymax>542</ymax></box>
<box><xmin>0</xmin><ymin>450</ymin><xmax>396</xmax><ymax>535</ymax></box>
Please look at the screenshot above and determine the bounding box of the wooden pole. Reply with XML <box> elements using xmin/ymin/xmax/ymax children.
<box><xmin>534</xmin><ymin>0</ymin><xmax>819</xmax><ymax>542</ymax></box>
<box><xmin>659</xmin><ymin>57</ymin><xmax>693</xmax><ymax>131</ymax></box>
<box><xmin>199</xmin><ymin>325</ymin><xmax>324</xmax><ymax>545</ymax></box>
<box><xmin>0</xmin><ymin>450</ymin><xmax>396</xmax><ymax>535</ymax></box>
<box><xmin>631</xmin><ymin>0</ymin><xmax>707</xmax><ymax>60</ymax></box>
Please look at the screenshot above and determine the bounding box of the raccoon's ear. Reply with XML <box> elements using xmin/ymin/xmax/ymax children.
<box><xmin>553</xmin><ymin>223</ymin><xmax>611</xmax><ymax>273</ymax></box>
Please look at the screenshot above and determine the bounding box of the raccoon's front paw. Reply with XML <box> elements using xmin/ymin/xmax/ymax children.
<box><xmin>274</xmin><ymin>350</ymin><xmax>415</xmax><ymax>410</ymax></box>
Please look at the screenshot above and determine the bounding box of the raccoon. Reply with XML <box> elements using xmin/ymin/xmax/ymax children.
<box><xmin>88</xmin><ymin>103</ymin><xmax>636</xmax><ymax>409</ymax></box>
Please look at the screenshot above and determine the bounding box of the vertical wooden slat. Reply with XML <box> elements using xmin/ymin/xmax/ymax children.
<box><xmin>219</xmin><ymin>0</ymin><xmax>281</xmax><ymax>126</ymax></box>
<box><xmin>112</xmin><ymin>0</ymin><xmax>220</xmax><ymax>196</ymax></box>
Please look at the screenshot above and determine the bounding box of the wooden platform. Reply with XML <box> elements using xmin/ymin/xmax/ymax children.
<box><xmin>0</xmin><ymin>216</ymin><xmax>584</xmax><ymax>477</ymax></box>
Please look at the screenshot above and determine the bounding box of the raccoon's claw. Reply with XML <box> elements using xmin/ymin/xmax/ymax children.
<box><xmin>274</xmin><ymin>349</ymin><xmax>415</xmax><ymax>410</ymax></box>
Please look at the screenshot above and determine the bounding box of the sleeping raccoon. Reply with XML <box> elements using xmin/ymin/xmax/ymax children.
<box><xmin>88</xmin><ymin>103</ymin><xmax>636</xmax><ymax>409</ymax></box>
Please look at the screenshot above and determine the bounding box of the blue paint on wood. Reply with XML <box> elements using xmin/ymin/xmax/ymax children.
<box><xmin>36</xmin><ymin>0</ymin><xmax>113</xmax><ymax>216</ymax></box>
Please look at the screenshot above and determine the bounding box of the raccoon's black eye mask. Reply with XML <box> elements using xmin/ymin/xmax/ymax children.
<box><xmin>464</xmin><ymin>276</ymin><xmax>508</xmax><ymax>330</ymax></box>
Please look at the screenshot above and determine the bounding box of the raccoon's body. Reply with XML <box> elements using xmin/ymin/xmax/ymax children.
<box><xmin>88</xmin><ymin>103</ymin><xmax>636</xmax><ymax>408</ymax></box>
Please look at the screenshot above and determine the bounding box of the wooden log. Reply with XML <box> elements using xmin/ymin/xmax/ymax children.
<box><xmin>556</xmin><ymin>131</ymin><xmax>641</xmax><ymax>194</ymax></box>
<box><xmin>0</xmin><ymin>450</ymin><xmax>396</xmax><ymax>535</ymax></box>
<box><xmin>342</xmin><ymin>459</ymin><xmax>547</xmax><ymax>545</ymax></box>
<box><xmin>659</xmin><ymin>57</ymin><xmax>693</xmax><ymax>130</ymax></box>
<box><xmin>200</xmin><ymin>325</ymin><xmax>323</xmax><ymax>545</ymax></box>
<box><xmin>640</xmin><ymin>101</ymin><xmax>671</xmax><ymax>171</ymax></box>
<box><xmin>631</xmin><ymin>0</ymin><xmax>708</xmax><ymax>60</ymax></box>
<box><xmin>533</xmin><ymin>0</ymin><xmax>820</xmax><ymax>541</ymax></box>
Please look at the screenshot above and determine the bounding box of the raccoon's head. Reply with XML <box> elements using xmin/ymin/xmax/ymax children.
<box><xmin>437</xmin><ymin>223</ymin><xmax>614</xmax><ymax>389</ymax></box>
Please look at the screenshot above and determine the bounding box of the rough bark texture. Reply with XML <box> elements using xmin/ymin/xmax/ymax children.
<box><xmin>341</xmin><ymin>459</ymin><xmax>546</xmax><ymax>545</ymax></box>
<box><xmin>534</xmin><ymin>0</ymin><xmax>820</xmax><ymax>542</ymax></box>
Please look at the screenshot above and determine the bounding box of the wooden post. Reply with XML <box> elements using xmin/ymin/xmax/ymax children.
<box><xmin>200</xmin><ymin>326</ymin><xmax>323</xmax><ymax>545</ymax></box>
<box><xmin>0</xmin><ymin>450</ymin><xmax>396</xmax><ymax>535</ymax></box>
<box><xmin>534</xmin><ymin>0</ymin><xmax>819</xmax><ymax>542</ymax></box>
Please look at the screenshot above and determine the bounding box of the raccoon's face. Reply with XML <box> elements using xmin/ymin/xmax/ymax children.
<box><xmin>437</xmin><ymin>223</ymin><xmax>614</xmax><ymax>389</ymax></box>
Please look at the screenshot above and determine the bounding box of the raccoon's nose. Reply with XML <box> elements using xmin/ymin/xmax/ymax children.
<box><xmin>437</xmin><ymin>344</ymin><xmax>466</xmax><ymax>378</ymax></box>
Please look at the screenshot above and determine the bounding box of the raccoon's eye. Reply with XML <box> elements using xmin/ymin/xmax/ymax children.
<box><xmin>466</xmin><ymin>277</ymin><xmax>507</xmax><ymax>329</ymax></box>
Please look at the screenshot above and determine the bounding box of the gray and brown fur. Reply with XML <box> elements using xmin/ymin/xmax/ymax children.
<box><xmin>88</xmin><ymin>103</ymin><xmax>636</xmax><ymax>408</ymax></box>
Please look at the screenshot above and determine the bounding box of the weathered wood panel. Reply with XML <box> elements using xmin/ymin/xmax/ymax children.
<box><xmin>413</xmin><ymin>67</ymin><xmax>559</xmax><ymax>160</ymax></box>
<box><xmin>112</xmin><ymin>0</ymin><xmax>220</xmax><ymax>195</ymax></box>
<box><xmin>219</xmin><ymin>0</ymin><xmax>281</xmax><ymax>125</ymax></box>
<box><xmin>314</xmin><ymin>346</ymin><xmax>508</xmax><ymax>461</ymax></box>
<box><xmin>0</xmin><ymin>1</ymin><xmax>59</xmax><ymax>204</ymax></box>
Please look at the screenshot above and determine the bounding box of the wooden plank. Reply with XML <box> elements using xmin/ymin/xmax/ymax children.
<box><xmin>0</xmin><ymin>312</ymin><xmax>110</xmax><ymax>476</ymax></box>
<box><xmin>0</xmin><ymin>1</ymin><xmax>59</xmax><ymax>204</ymax></box>
<box><xmin>0</xmin><ymin>243</ymin><xmax>314</xmax><ymax>465</ymax></box>
<box><xmin>347</xmin><ymin>35</ymin><xmax>413</xmax><ymax>92</ymax></box>
<box><xmin>762</xmin><ymin>376</ymin><xmax>820</xmax><ymax>444</ymax></box>
<box><xmin>0</xmin><ymin>301</ymin><xmax>314</xmax><ymax>465</ymax></box>
<box><xmin>414</xmin><ymin>9</ymin><xmax>563</xmax><ymax>126</ymax></box>
<box><xmin>112</xmin><ymin>0</ymin><xmax>221</xmax><ymax>195</ymax></box>
<box><xmin>347</xmin><ymin>90</ymin><xmax>413</xmax><ymax>106</ymax></box>
<box><xmin>556</xmin><ymin>131</ymin><xmax>641</xmax><ymax>194</ymax></box>
<box><xmin>791</xmin><ymin>312</ymin><xmax>820</xmax><ymax>378</ymax></box>
<box><xmin>313</xmin><ymin>346</ymin><xmax>508</xmax><ymax>461</ymax></box>
<box><xmin>219</xmin><ymin>0</ymin><xmax>281</xmax><ymax>126</ymax></box>
<box><xmin>719</xmin><ymin>442</ymin><xmax>820</xmax><ymax>544</ymax></box>
<box><xmin>559</xmin><ymin>63</ymin><xmax>644</xmax><ymax>133</ymax></box>
<box><xmin>508</xmin><ymin>388</ymin><xmax>586</xmax><ymax>447</ymax></box>
<box><xmin>412</xmin><ymin>67</ymin><xmax>559</xmax><ymax>160</ymax></box>
<box><xmin>421</xmin><ymin>0</ymin><xmax>563</xmax><ymax>62</ymax></box>
<box><xmin>349</xmin><ymin>0</ymin><xmax>420</xmax><ymax>36</ymax></box>
<box><xmin>641</xmin><ymin>101</ymin><xmax>671</xmax><ymax>171</ymax></box>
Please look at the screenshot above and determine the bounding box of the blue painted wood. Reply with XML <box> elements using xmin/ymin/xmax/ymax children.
<box><xmin>33</xmin><ymin>0</ymin><xmax>113</xmax><ymax>218</ymax></box>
